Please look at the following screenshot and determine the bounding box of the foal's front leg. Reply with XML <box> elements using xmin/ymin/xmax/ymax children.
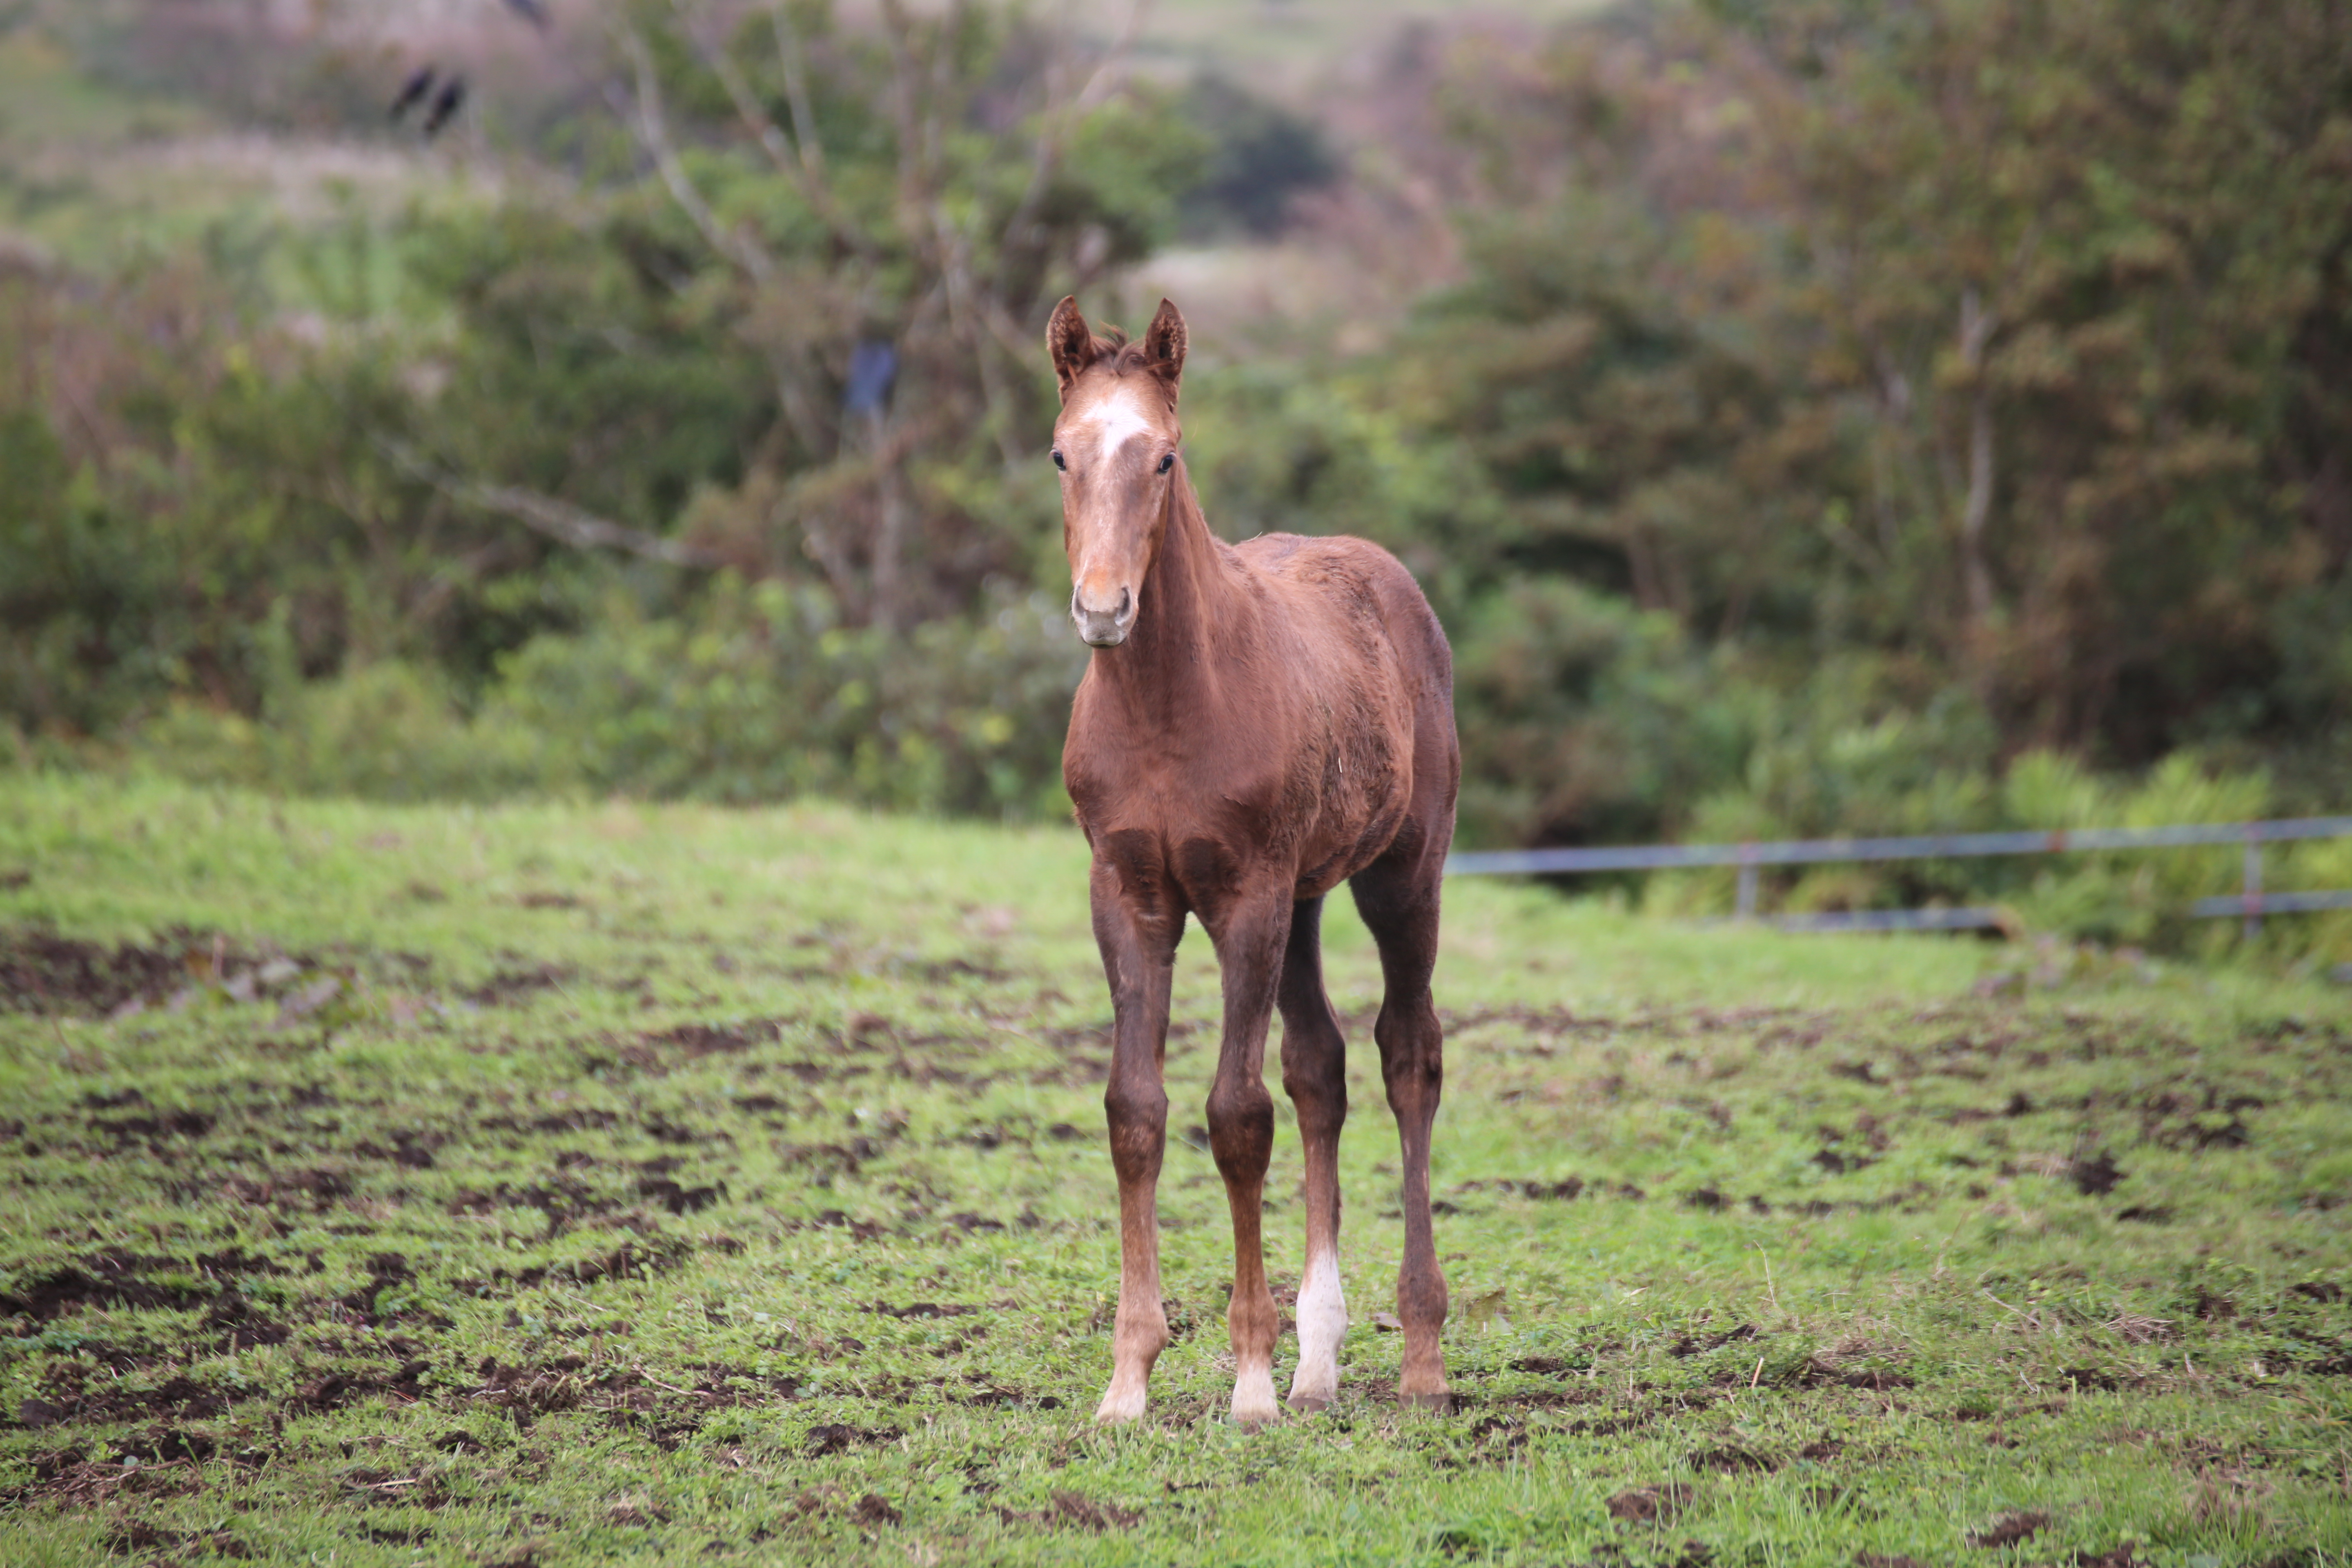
<box><xmin>1091</xmin><ymin>855</ymin><xmax>1182</xmax><ymax>1423</ymax></box>
<box><xmin>1203</xmin><ymin>886</ymin><xmax>1290</xmax><ymax>1428</ymax></box>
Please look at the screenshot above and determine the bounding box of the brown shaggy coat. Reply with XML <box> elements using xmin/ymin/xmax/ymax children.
<box><xmin>1048</xmin><ymin>296</ymin><xmax>1460</xmax><ymax>1424</ymax></box>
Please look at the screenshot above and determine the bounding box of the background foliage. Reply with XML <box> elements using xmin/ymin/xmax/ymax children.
<box><xmin>0</xmin><ymin>0</ymin><xmax>2347</xmax><ymax>951</ymax></box>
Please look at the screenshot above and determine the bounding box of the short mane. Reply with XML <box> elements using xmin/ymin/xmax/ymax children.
<box><xmin>1084</xmin><ymin>330</ymin><xmax>1180</xmax><ymax>379</ymax></box>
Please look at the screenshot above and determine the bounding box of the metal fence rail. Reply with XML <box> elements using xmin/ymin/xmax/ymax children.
<box><xmin>1445</xmin><ymin>815</ymin><xmax>2352</xmax><ymax>935</ymax></box>
<box><xmin>2188</xmin><ymin>889</ymin><xmax>2352</xmax><ymax>919</ymax></box>
<box><xmin>1767</xmin><ymin>907</ymin><xmax>2007</xmax><ymax>934</ymax></box>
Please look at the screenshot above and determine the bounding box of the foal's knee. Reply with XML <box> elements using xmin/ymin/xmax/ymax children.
<box><xmin>1281</xmin><ymin>1039</ymin><xmax>1347</xmax><ymax>1138</ymax></box>
<box><xmin>1205</xmin><ymin>1078</ymin><xmax>1274</xmax><ymax>1182</ymax></box>
<box><xmin>1376</xmin><ymin>1008</ymin><xmax>1443</xmax><ymax>1118</ymax></box>
<box><xmin>1382</xmin><ymin>1058</ymin><xmax>1441</xmax><ymax>1121</ymax></box>
<box><xmin>1103</xmin><ymin>1079</ymin><xmax>1168</xmax><ymax>1184</ymax></box>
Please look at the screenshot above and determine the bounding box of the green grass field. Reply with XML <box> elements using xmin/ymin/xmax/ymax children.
<box><xmin>0</xmin><ymin>774</ymin><xmax>2347</xmax><ymax>1566</ymax></box>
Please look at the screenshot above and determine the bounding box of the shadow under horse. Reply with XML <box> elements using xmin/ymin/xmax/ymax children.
<box><xmin>1048</xmin><ymin>296</ymin><xmax>1461</xmax><ymax>1425</ymax></box>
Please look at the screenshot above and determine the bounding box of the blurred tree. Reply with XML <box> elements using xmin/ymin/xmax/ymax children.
<box><xmin>0</xmin><ymin>0</ymin><xmax>1207</xmax><ymax>740</ymax></box>
<box><xmin>543</xmin><ymin>0</ymin><xmax>1207</xmax><ymax>633</ymax></box>
<box><xmin>1175</xmin><ymin>74</ymin><xmax>1341</xmax><ymax>238</ymax></box>
<box><xmin>7</xmin><ymin>0</ymin><xmax>2348</xmax><ymax>864</ymax></box>
<box><xmin>1728</xmin><ymin>0</ymin><xmax>2352</xmax><ymax>758</ymax></box>
<box><xmin>1396</xmin><ymin>0</ymin><xmax>2352</xmax><ymax>842</ymax></box>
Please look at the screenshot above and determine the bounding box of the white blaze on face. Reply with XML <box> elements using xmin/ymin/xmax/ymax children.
<box><xmin>1067</xmin><ymin>382</ymin><xmax>1159</xmax><ymax>472</ymax></box>
<box><xmin>1063</xmin><ymin>381</ymin><xmax>1166</xmax><ymax>637</ymax></box>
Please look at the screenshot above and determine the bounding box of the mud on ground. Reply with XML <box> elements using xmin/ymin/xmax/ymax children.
<box><xmin>1</xmin><ymin>785</ymin><xmax>2347</xmax><ymax>1564</ymax></box>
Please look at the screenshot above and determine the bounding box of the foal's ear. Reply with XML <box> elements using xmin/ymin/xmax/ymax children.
<box><xmin>1047</xmin><ymin>295</ymin><xmax>1096</xmax><ymax>403</ymax></box>
<box><xmin>1142</xmin><ymin>297</ymin><xmax>1187</xmax><ymax>400</ymax></box>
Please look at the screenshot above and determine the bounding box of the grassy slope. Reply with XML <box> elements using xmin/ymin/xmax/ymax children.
<box><xmin>0</xmin><ymin>774</ymin><xmax>2346</xmax><ymax>1567</ymax></box>
<box><xmin>0</xmin><ymin>29</ymin><xmax>243</xmax><ymax>270</ymax></box>
<box><xmin>0</xmin><ymin>21</ymin><xmax>489</xmax><ymax>297</ymax></box>
<box><xmin>1138</xmin><ymin>0</ymin><xmax>1616</xmax><ymax>80</ymax></box>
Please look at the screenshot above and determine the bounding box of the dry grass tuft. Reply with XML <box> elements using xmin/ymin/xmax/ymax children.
<box><xmin>2109</xmin><ymin>1312</ymin><xmax>2176</xmax><ymax>1345</ymax></box>
<box><xmin>2187</xmin><ymin>1465</ymin><xmax>2277</xmax><ymax>1533</ymax></box>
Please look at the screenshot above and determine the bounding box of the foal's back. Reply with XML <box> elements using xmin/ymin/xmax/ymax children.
<box><xmin>1234</xmin><ymin>531</ymin><xmax>1452</xmax><ymax>716</ymax></box>
<box><xmin>1231</xmin><ymin>530</ymin><xmax>1456</xmax><ymax>858</ymax></box>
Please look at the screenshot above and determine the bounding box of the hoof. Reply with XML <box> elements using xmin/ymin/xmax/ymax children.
<box><xmin>1231</xmin><ymin>1363</ymin><xmax>1279</xmax><ymax>1430</ymax></box>
<box><xmin>1094</xmin><ymin>1388</ymin><xmax>1149</xmax><ymax>1424</ymax></box>
<box><xmin>1286</xmin><ymin>1394</ymin><xmax>1332</xmax><ymax>1415</ymax></box>
<box><xmin>1399</xmin><ymin>1390</ymin><xmax>1454</xmax><ymax>1414</ymax></box>
<box><xmin>1231</xmin><ymin>1389</ymin><xmax>1281</xmax><ymax>1430</ymax></box>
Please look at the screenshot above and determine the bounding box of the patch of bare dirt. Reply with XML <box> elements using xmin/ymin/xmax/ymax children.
<box><xmin>1690</xmin><ymin>1444</ymin><xmax>1776</xmax><ymax>1472</ymax></box>
<box><xmin>290</xmin><ymin>1356</ymin><xmax>431</xmax><ymax>1412</ymax></box>
<box><xmin>635</xmin><ymin>1174</ymin><xmax>726</xmax><ymax>1214</ymax></box>
<box><xmin>0</xmin><ymin>1248</ymin><xmax>281</xmax><ymax>1324</ymax></box>
<box><xmin>1671</xmin><ymin>1323</ymin><xmax>1760</xmax><ymax>1358</ymax></box>
<box><xmin>102</xmin><ymin>1520</ymin><xmax>254</xmax><ymax>1559</ymax></box>
<box><xmin>1</xmin><ymin>929</ymin><xmax>358</xmax><ymax>1027</ymax></box>
<box><xmin>639</xmin><ymin>1018</ymin><xmax>788</xmax><ymax>1056</ymax></box>
<box><xmin>2138</xmin><ymin>1084</ymin><xmax>2265</xmax><ymax>1152</ymax></box>
<box><xmin>2</xmin><ymin>1441</ymin><xmax>214</xmax><ymax>1507</ymax></box>
<box><xmin>805</xmin><ymin>1422</ymin><xmax>905</xmax><ymax>1457</ymax></box>
<box><xmin>1967</xmin><ymin>1509</ymin><xmax>2050</xmax><ymax>1548</ymax></box>
<box><xmin>1450</xmin><ymin>1176</ymin><xmax>1645</xmax><ymax>1202</ymax></box>
<box><xmin>2068</xmin><ymin>1150</ymin><xmax>2126</xmax><ymax>1196</ymax></box>
<box><xmin>1793</xmin><ymin>1339</ymin><xmax>1915</xmax><ymax>1391</ymax></box>
<box><xmin>461</xmin><ymin>963</ymin><xmax>574</xmax><ymax>1007</ymax></box>
<box><xmin>1605</xmin><ymin>1482</ymin><xmax>1693</xmax><ymax>1522</ymax></box>
<box><xmin>0</xmin><ymin>928</ymin><xmax>209</xmax><ymax>1016</ymax></box>
<box><xmin>23</xmin><ymin>1371</ymin><xmax>241</xmax><ymax>1427</ymax></box>
<box><xmin>995</xmin><ymin>1491</ymin><xmax>1140</xmax><ymax>1531</ymax></box>
<box><xmin>218</xmin><ymin>1167</ymin><xmax>354</xmax><ymax>1213</ymax></box>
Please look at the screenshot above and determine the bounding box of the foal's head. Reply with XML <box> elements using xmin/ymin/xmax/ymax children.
<box><xmin>1045</xmin><ymin>296</ymin><xmax>1188</xmax><ymax>647</ymax></box>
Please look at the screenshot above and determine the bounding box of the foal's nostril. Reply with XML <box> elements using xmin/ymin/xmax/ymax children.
<box><xmin>1071</xmin><ymin>581</ymin><xmax>1136</xmax><ymax>645</ymax></box>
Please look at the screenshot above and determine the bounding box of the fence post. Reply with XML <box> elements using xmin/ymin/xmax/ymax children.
<box><xmin>1735</xmin><ymin>847</ymin><xmax>1759</xmax><ymax>921</ymax></box>
<box><xmin>2243</xmin><ymin>826</ymin><xmax>2263</xmax><ymax>942</ymax></box>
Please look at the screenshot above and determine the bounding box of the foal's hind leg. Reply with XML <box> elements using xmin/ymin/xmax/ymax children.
<box><xmin>1277</xmin><ymin>895</ymin><xmax>1350</xmax><ymax>1412</ymax></box>
<box><xmin>1350</xmin><ymin>845</ymin><xmax>1451</xmax><ymax>1411</ymax></box>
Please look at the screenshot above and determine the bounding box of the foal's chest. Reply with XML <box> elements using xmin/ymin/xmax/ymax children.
<box><xmin>1067</xmin><ymin>682</ymin><xmax>1411</xmax><ymax>904</ymax></box>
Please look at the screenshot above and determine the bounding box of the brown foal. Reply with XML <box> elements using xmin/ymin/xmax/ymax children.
<box><xmin>1048</xmin><ymin>296</ymin><xmax>1461</xmax><ymax>1426</ymax></box>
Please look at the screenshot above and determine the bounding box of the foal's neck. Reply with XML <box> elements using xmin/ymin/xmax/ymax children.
<box><xmin>1092</xmin><ymin>477</ymin><xmax>1236</xmax><ymax>722</ymax></box>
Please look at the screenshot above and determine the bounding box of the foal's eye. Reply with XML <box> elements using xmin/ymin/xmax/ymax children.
<box><xmin>1051</xmin><ymin>450</ymin><xmax>1067</xmax><ymax>471</ymax></box>
<box><xmin>1156</xmin><ymin>452</ymin><xmax>1175</xmax><ymax>474</ymax></box>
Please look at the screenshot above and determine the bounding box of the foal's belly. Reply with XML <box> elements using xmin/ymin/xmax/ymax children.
<box><xmin>1292</xmin><ymin>839</ymin><xmax>1389</xmax><ymax>900</ymax></box>
<box><xmin>1290</xmin><ymin>689</ymin><xmax>1417</xmax><ymax>899</ymax></box>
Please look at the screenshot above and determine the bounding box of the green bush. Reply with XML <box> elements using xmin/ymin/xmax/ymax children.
<box><xmin>488</xmin><ymin>577</ymin><xmax>1082</xmax><ymax>819</ymax></box>
<box><xmin>1449</xmin><ymin>577</ymin><xmax>1764</xmax><ymax>849</ymax></box>
<box><xmin>133</xmin><ymin>659</ymin><xmax>550</xmax><ymax>804</ymax></box>
<box><xmin>118</xmin><ymin>578</ymin><xmax>1087</xmax><ymax>822</ymax></box>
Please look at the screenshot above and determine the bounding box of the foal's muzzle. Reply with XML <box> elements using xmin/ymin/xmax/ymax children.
<box><xmin>1072</xmin><ymin>585</ymin><xmax>1134</xmax><ymax>647</ymax></box>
